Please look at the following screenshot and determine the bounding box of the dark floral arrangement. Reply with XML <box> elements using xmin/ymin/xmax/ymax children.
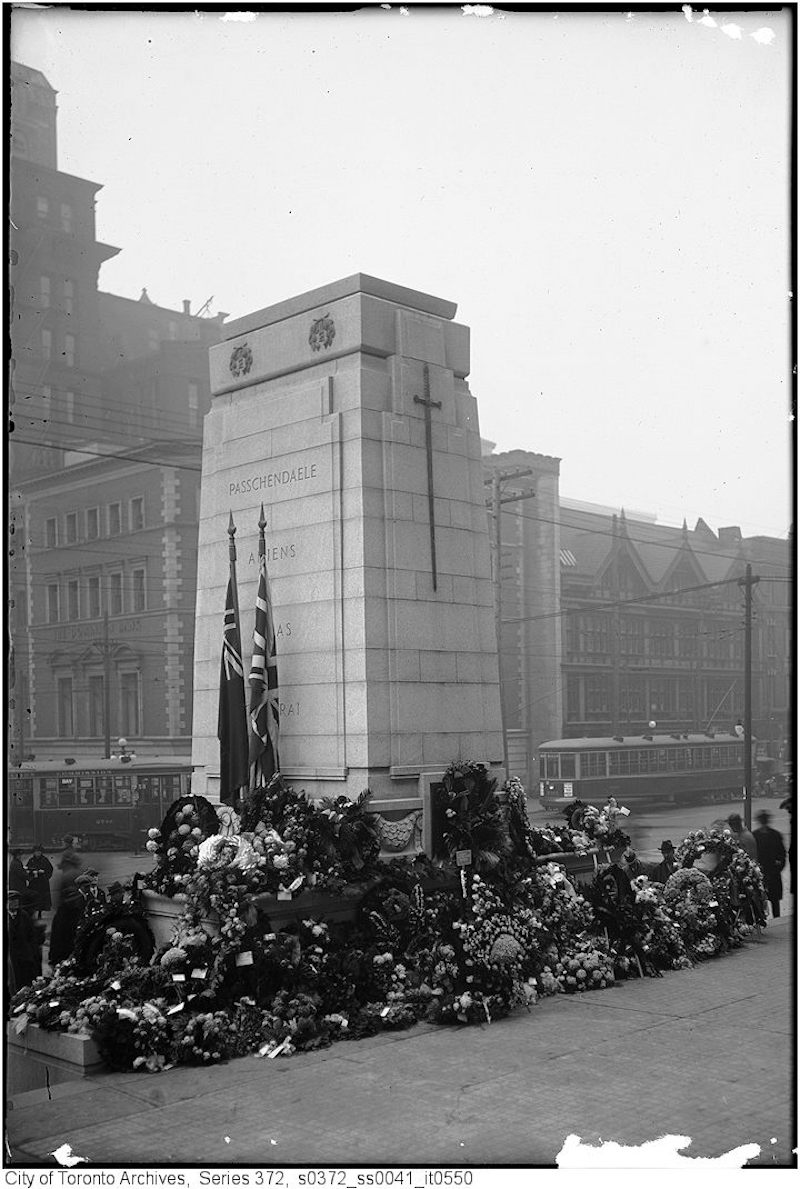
<box><xmin>434</xmin><ymin>761</ymin><xmax>509</xmax><ymax>872</ymax></box>
<box><xmin>145</xmin><ymin>795</ymin><xmax>221</xmax><ymax>896</ymax></box>
<box><xmin>10</xmin><ymin>779</ymin><xmax>778</xmax><ymax>1074</ymax></box>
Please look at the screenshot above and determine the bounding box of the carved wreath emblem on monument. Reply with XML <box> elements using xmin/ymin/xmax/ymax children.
<box><xmin>229</xmin><ymin>343</ymin><xmax>253</xmax><ymax>378</ymax></box>
<box><xmin>308</xmin><ymin>314</ymin><xmax>336</xmax><ymax>353</ymax></box>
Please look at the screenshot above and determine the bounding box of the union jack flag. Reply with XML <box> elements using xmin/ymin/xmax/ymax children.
<box><xmin>248</xmin><ymin>537</ymin><xmax>280</xmax><ymax>788</ymax></box>
<box><xmin>218</xmin><ymin>565</ymin><xmax>248</xmax><ymax>805</ymax></box>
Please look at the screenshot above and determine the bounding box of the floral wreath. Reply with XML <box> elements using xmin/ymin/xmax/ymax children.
<box><xmin>197</xmin><ymin>833</ymin><xmax>257</xmax><ymax>872</ymax></box>
<box><xmin>663</xmin><ymin>867</ymin><xmax>714</xmax><ymax>906</ymax></box>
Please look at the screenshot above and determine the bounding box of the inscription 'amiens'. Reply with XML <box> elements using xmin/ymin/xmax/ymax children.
<box><xmin>229</xmin><ymin>463</ymin><xmax>318</xmax><ymax>496</ymax></box>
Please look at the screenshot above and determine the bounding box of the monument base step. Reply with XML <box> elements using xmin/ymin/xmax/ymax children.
<box><xmin>5</xmin><ymin>1021</ymin><xmax>105</xmax><ymax>1098</ymax></box>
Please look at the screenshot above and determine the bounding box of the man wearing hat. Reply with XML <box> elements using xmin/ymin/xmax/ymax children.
<box><xmin>727</xmin><ymin>813</ymin><xmax>758</xmax><ymax>861</ymax></box>
<box><xmin>753</xmin><ymin>810</ymin><xmax>787</xmax><ymax>918</ymax></box>
<box><xmin>6</xmin><ymin>889</ymin><xmax>40</xmax><ymax>997</ymax></box>
<box><xmin>649</xmin><ymin>840</ymin><xmax>679</xmax><ymax>885</ymax></box>
<box><xmin>75</xmin><ymin>869</ymin><xmax>107</xmax><ymax>921</ymax></box>
<box><xmin>107</xmin><ymin>881</ymin><xmax>126</xmax><ymax>908</ymax></box>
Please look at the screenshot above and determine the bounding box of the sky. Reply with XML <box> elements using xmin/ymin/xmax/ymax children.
<box><xmin>11</xmin><ymin>4</ymin><xmax>793</xmax><ymax>538</ymax></box>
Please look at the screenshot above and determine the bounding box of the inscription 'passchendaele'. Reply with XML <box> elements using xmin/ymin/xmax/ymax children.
<box><xmin>229</xmin><ymin>463</ymin><xmax>318</xmax><ymax>496</ymax></box>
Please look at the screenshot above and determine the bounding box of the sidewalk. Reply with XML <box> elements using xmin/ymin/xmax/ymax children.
<box><xmin>6</xmin><ymin>915</ymin><xmax>796</xmax><ymax>1169</ymax></box>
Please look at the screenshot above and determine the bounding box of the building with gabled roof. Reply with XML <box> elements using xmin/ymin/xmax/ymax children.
<box><xmin>482</xmin><ymin>447</ymin><xmax>792</xmax><ymax>787</ymax></box>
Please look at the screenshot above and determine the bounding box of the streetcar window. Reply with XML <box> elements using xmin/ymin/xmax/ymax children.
<box><xmin>76</xmin><ymin>776</ymin><xmax>96</xmax><ymax>805</ymax></box>
<box><xmin>58</xmin><ymin>776</ymin><xmax>76</xmax><ymax>806</ymax></box>
<box><xmin>658</xmin><ymin>749</ymin><xmax>668</xmax><ymax>772</ymax></box>
<box><xmin>539</xmin><ymin>756</ymin><xmax>546</xmax><ymax>779</ymax></box>
<box><xmin>114</xmin><ymin>775</ymin><xmax>132</xmax><ymax>804</ymax></box>
<box><xmin>560</xmin><ymin>754</ymin><xmax>576</xmax><ymax>779</ymax></box>
<box><xmin>711</xmin><ymin>747</ymin><xmax>721</xmax><ymax>767</ymax></box>
<box><xmin>666</xmin><ymin>749</ymin><xmax>679</xmax><ymax>771</ymax></box>
<box><xmin>39</xmin><ymin>777</ymin><xmax>58</xmax><ymax>807</ymax></box>
<box><xmin>96</xmin><ymin>775</ymin><xmax>112</xmax><ymax>805</ymax></box>
<box><xmin>135</xmin><ymin>777</ymin><xmax>160</xmax><ymax>804</ymax></box>
<box><xmin>584</xmin><ymin>751</ymin><xmax>607</xmax><ymax>778</ymax></box>
<box><xmin>545</xmin><ymin>755</ymin><xmax>560</xmax><ymax>779</ymax></box>
<box><xmin>610</xmin><ymin>751</ymin><xmax>630</xmax><ymax>776</ymax></box>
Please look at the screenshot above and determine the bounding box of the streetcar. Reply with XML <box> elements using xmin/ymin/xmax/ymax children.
<box><xmin>7</xmin><ymin>757</ymin><xmax>192</xmax><ymax>851</ymax></box>
<box><xmin>536</xmin><ymin>733</ymin><xmax>745</xmax><ymax>810</ymax></box>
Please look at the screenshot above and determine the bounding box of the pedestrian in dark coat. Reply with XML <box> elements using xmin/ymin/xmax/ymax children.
<box><xmin>780</xmin><ymin>795</ymin><xmax>794</xmax><ymax>895</ymax></box>
<box><xmin>48</xmin><ymin>850</ymin><xmax>83</xmax><ymax>967</ymax></box>
<box><xmin>25</xmin><ymin>846</ymin><xmax>54</xmax><ymax>916</ymax></box>
<box><xmin>753</xmin><ymin>810</ymin><xmax>787</xmax><ymax>918</ymax></box>
<box><xmin>6</xmin><ymin>890</ymin><xmax>40</xmax><ymax>997</ymax></box>
<box><xmin>8</xmin><ymin>851</ymin><xmax>28</xmax><ymax>896</ymax></box>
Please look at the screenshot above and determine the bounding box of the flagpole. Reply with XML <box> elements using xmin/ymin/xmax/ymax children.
<box><xmin>248</xmin><ymin>503</ymin><xmax>280</xmax><ymax>792</ymax></box>
<box><xmin>228</xmin><ymin>510</ymin><xmax>241</xmax><ymax>627</ymax></box>
<box><xmin>218</xmin><ymin>510</ymin><xmax>249</xmax><ymax>807</ymax></box>
<box><xmin>253</xmin><ymin>505</ymin><xmax>267</xmax><ymax>792</ymax></box>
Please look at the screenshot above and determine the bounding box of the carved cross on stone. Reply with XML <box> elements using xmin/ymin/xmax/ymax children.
<box><xmin>413</xmin><ymin>364</ymin><xmax>443</xmax><ymax>591</ymax></box>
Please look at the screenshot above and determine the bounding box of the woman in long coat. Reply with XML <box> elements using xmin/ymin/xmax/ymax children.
<box><xmin>25</xmin><ymin>845</ymin><xmax>54</xmax><ymax>916</ymax></box>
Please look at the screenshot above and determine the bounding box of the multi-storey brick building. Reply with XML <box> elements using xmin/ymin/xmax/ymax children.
<box><xmin>482</xmin><ymin>451</ymin><xmax>792</xmax><ymax>788</ymax></box>
<box><xmin>8</xmin><ymin>60</ymin><xmax>225</xmax><ymax>766</ymax></box>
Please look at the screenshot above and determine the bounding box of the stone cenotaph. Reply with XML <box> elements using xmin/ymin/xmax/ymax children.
<box><xmin>191</xmin><ymin>274</ymin><xmax>504</xmax><ymax>848</ymax></box>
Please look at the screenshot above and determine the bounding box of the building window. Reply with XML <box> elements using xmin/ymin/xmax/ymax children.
<box><xmin>63</xmin><ymin>280</ymin><xmax>75</xmax><ymax>315</ymax></box>
<box><xmin>88</xmin><ymin>675</ymin><xmax>105</xmax><ymax>738</ymax></box>
<box><xmin>87</xmin><ymin>575</ymin><xmax>101</xmax><ymax>619</ymax></box>
<box><xmin>86</xmin><ymin>507</ymin><xmax>99</xmax><ymax>540</ymax></box>
<box><xmin>63</xmin><ymin>390</ymin><xmax>75</xmax><ymax>423</ymax></box>
<box><xmin>120</xmin><ymin>672</ymin><xmax>140</xmax><ymax>736</ymax></box>
<box><xmin>677</xmin><ymin>624</ymin><xmax>698</xmax><ymax>659</ymax></box>
<box><xmin>64</xmin><ymin>334</ymin><xmax>76</xmax><ymax>367</ymax></box>
<box><xmin>67</xmin><ymin>579</ymin><xmax>79</xmax><ymax>621</ymax></box>
<box><xmin>130</xmin><ymin>497</ymin><xmax>144</xmax><ymax>532</ymax></box>
<box><xmin>148</xmin><ymin>329</ymin><xmax>159</xmax><ymax>353</ymax></box>
<box><xmin>45</xmin><ymin>517</ymin><xmax>57</xmax><ymax>548</ymax></box>
<box><xmin>649</xmin><ymin>678</ymin><xmax>675</xmax><ymax>716</ymax></box>
<box><xmin>132</xmin><ymin>568</ymin><xmax>146</xmax><ymax>612</ymax></box>
<box><xmin>41</xmin><ymin>328</ymin><xmax>52</xmax><ymax>359</ymax></box>
<box><xmin>57</xmin><ymin>677</ymin><xmax>74</xmax><ymax>738</ymax></box>
<box><xmin>566</xmin><ymin>675</ymin><xmax>581</xmax><ymax>722</ymax></box>
<box><xmin>585</xmin><ymin>675</ymin><xmax>610</xmax><ymax>719</ymax></box>
<box><xmin>40</xmin><ymin>276</ymin><xmax>50</xmax><ymax>308</ymax></box>
<box><xmin>65</xmin><ymin>511</ymin><xmax>78</xmax><ymax>544</ymax></box>
<box><xmin>60</xmin><ymin>203</ymin><xmax>73</xmax><ymax>233</ymax></box>
<box><xmin>47</xmin><ymin>583</ymin><xmax>60</xmax><ymax>624</ymax></box>
<box><xmin>108</xmin><ymin>503</ymin><xmax>122</xmax><ymax>535</ymax></box>
<box><xmin>649</xmin><ymin>620</ymin><xmax>674</xmax><ymax>660</ymax></box>
<box><xmin>109</xmin><ymin>571</ymin><xmax>123</xmax><ymax>616</ymax></box>
<box><xmin>36</xmin><ymin>196</ymin><xmax>49</xmax><ymax>219</ymax></box>
<box><xmin>188</xmin><ymin>382</ymin><xmax>199</xmax><ymax>429</ymax></box>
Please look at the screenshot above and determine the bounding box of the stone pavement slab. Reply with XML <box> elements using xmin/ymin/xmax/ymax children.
<box><xmin>6</xmin><ymin>917</ymin><xmax>795</xmax><ymax>1168</ymax></box>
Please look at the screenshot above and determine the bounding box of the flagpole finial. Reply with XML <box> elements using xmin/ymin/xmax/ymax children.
<box><xmin>228</xmin><ymin>511</ymin><xmax>236</xmax><ymax>539</ymax></box>
<box><xmin>258</xmin><ymin>503</ymin><xmax>266</xmax><ymax>531</ymax></box>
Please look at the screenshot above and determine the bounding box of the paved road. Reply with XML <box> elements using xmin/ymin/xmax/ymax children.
<box><xmin>6</xmin><ymin>910</ymin><xmax>795</xmax><ymax>1169</ymax></box>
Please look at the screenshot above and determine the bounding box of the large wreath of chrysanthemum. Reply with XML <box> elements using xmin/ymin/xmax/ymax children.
<box><xmin>663</xmin><ymin>867</ymin><xmax>714</xmax><ymax>905</ymax></box>
<box><xmin>197</xmin><ymin>833</ymin><xmax>257</xmax><ymax>871</ymax></box>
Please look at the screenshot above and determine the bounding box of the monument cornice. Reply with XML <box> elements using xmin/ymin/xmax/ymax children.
<box><xmin>222</xmin><ymin>273</ymin><xmax>458</xmax><ymax>341</ymax></box>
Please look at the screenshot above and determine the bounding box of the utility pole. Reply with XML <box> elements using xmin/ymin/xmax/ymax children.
<box><xmin>484</xmin><ymin>467</ymin><xmax>536</xmax><ymax>777</ymax></box>
<box><xmin>103</xmin><ymin>608</ymin><xmax>112</xmax><ymax>759</ymax></box>
<box><xmin>738</xmin><ymin>564</ymin><xmax>760</xmax><ymax>830</ymax></box>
